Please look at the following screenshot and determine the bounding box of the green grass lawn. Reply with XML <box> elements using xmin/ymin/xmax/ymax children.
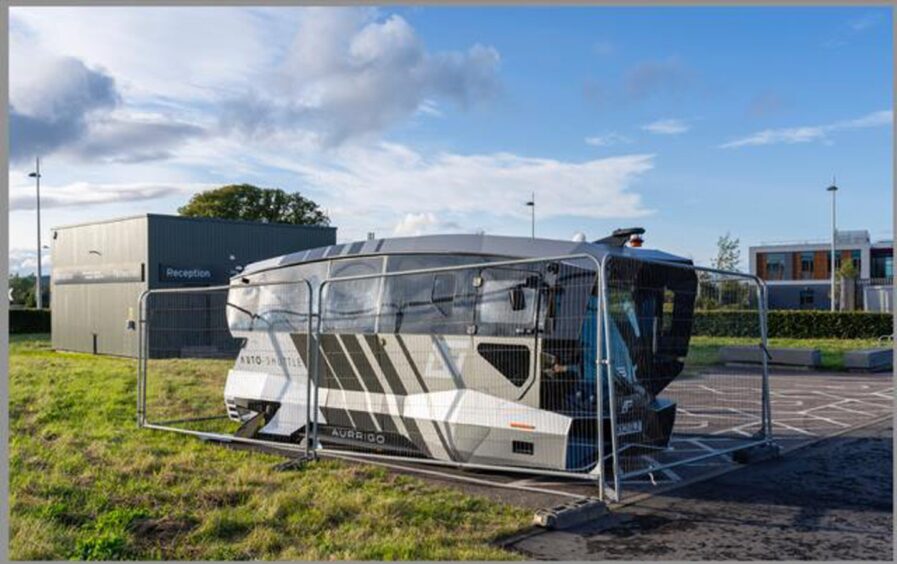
<box><xmin>9</xmin><ymin>334</ymin><xmax>528</xmax><ymax>560</ymax></box>
<box><xmin>688</xmin><ymin>335</ymin><xmax>885</xmax><ymax>370</ymax></box>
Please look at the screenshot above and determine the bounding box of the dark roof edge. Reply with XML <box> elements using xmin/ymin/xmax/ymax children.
<box><xmin>52</xmin><ymin>212</ymin><xmax>337</xmax><ymax>232</ymax></box>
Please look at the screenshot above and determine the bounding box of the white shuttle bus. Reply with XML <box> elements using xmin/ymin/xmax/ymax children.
<box><xmin>221</xmin><ymin>231</ymin><xmax>698</xmax><ymax>473</ymax></box>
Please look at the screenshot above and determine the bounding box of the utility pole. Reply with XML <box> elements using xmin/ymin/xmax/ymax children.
<box><xmin>28</xmin><ymin>157</ymin><xmax>43</xmax><ymax>309</ymax></box>
<box><xmin>826</xmin><ymin>179</ymin><xmax>838</xmax><ymax>312</ymax></box>
<box><xmin>525</xmin><ymin>192</ymin><xmax>535</xmax><ymax>239</ymax></box>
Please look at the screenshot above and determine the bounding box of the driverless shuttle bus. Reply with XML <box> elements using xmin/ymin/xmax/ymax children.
<box><xmin>222</xmin><ymin>232</ymin><xmax>697</xmax><ymax>474</ymax></box>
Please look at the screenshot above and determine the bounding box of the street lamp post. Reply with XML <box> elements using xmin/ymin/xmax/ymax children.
<box><xmin>525</xmin><ymin>192</ymin><xmax>535</xmax><ymax>239</ymax></box>
<box><xmin>826</xmin><ymin>181</ymin><xmax>838</xmax><ymax>312</ymax></box>
<box><xmin>28</xmin><ymin>157</ymin><xmax>43</xmax><ymax>310</ymax></box>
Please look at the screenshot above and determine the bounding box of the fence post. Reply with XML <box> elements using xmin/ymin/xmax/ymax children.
<box><xmin>304</xmin><ymin>279</ymin><xmax>315</xmax><ymax>459</ymax></box>
<box><xmin>600</xmin><ymin>255</ymin><xmax>622</xmax><ymax>503</ymax></box>
<box><xmin>594</xmin><ymin>263</ymin><xmax>606</xmax><ymax>501</ymax></box>
<box><xmin>311</xmin><ymin>280</ymin><xmax>328</xmax><ymax>454</ymax></box>
<box><xmin>137</xmin><ymin>290</ymin><xmax>149</xmax><ymax>428</ymax></box>
<box><xmin>758</xmin><ymin>281</ymin><xmax>773</xmax><ymax>441</ymax></box>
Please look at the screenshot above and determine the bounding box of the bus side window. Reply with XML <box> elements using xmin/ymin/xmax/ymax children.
<box><xmin>431</xmin><ymin>273</ymin><xmax>455</xmax><ymax>317</ymax></box>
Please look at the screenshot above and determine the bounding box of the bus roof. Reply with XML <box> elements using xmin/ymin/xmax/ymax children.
<box><xmin>239</xmin><ymin>233</ymin><xmax>689</xmax><ymax>277</ymax></box>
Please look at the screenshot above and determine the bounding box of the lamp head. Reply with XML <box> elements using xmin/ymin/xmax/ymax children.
<box><xmin>28</xmin><ymin>172</ymin><xmax>40</xmax><ymax>178</ymax></box>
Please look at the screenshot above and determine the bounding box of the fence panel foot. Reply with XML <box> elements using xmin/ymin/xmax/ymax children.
<box><xmin>533</xmin><ymin>497</ymin><xmax>609</xmax><ymax>530</ymax></box>
<box><xmin>732</xmin><ymin>442</ymin><xmax>781</xmax><ymax>464</ymax></box>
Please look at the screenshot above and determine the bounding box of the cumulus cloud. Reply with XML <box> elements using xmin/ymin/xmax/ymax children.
<box><xmin>585</xmin><ymin>132</ymin><xmax>631</xmax><ymax>147</ymax></box>
<box><xmin>68</xmin><ymin>114</ymin><xmax>206</xmax><ymax>163</ymax></box>
<box><xmin>223</xmin><ymin>9</ymin><xmax>501</xmax><ymax>144</ymax></box>
<box><xmin>269</xmin><ymin>143</ymin><xmax>655</xmax><ymax>226</ymax></box>
<box><xmin>393</xmin><ymin>212</ymin><xmax>462</xmax><ymax>236</ymax></box>
<box><xmin>9</xmin><ymin>248</ymin><xmax>52</xmax><ymax>275</ymax></box>
<box><xmin>720</xmin><ymin>110</ymin><xmax>892</xmax><ymax>148</ymax></box>
<box><xmin>642</xmin><ymin>118</ymin><xmax>690</xmax><ymax>135</ymax></box>
<box><xmin>11</xmin><ymin>7</ymin><xmax>277</xmax><ymax>101</ymax></box>
<box><xmin>9</xmin><ymin>49</ymin><xmax>205</xmax><ymax>163</ymax></box>
<box><xmin>9</xmin><ymin>55</ymin><xmax>119</xmax><ymax>162</ymax></box>
<box><xmin>9</xmin><ymin>181</ymin><xmax>207</xmax><ymax>211</ymax></box>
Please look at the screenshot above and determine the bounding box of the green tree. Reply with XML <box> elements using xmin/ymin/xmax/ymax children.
<box><xmin>707</xmin><ymin>233</ymin><xmax>748</xmax><ymax>309</ymax></box>
<box><xmin>178</xmin><ymin>184</ymin><xmax>330</xmax><ymax>226</ymax></box>
<box><xmin>711</xmin><ymin>232</ymin><xmax>741</xmax><ymax>272</ymax></box>
<box><xmin>838</xmin><ymin>258</ymin><xmax>858</xmax><ymax>280</ymax></box>
<box><xmin>9</xmin><ymin>274</ymin><xmax>36</xmax><ymax>307</ymax></box>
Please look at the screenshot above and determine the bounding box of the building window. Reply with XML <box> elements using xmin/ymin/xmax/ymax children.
<box><xmin>872</xmin><ymin>254</ymin><xmax>893</xmax><ymax>279</ymax></box>
<box><xmin>799</xmin><ymin>288</ymin><xmax>814</xmax><ymax>308</ymax></box>
<box><xmin>800</xmin><ymin>252</ymin><xmax>814</xmax><ymax>280</ymax></box>
<box><xmin>851</xmin><ymin>250</ymin><xmax>861</xmax><ymax>272</ymax></box>
<box><xmin>765</xmin><ymin>253</ymin><xmax>785</xmax><ymax>280</ymax></box>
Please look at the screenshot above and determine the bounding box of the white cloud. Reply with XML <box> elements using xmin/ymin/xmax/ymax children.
<box><xmin>9</xmin><ymin>248</ymin><xmax>52</xmax><ymax>275</ymax></box>
<box><xmin>257</xmin><ymin>143</ymin><xmax>655</xmax><ymax>240</ymax></box>
<box><xmin>585</xmin><ymin>132</ymin><xmax>631</xmax><ymax>147</ymax></box>
<box><xmin>642</xmin><ymin>118</ymin><xmax>689</xmax><ymax>135</ymax></box>
<box><xmin>7</xmin><ymin>7</ymin><xmax>656</xmax><ymax>250</ymax></box>
<box><xmin>9</xmin><ymin>51</ymin><xmax>119</xmax><ymax>162</ymax></box>
<box><xmin>11</xmin><ymin>7</ymin><xmax>278</xmax><ymax>101</ymax></box>
<box><xmin>9</xmin><ymin>181</ymin><xmax>210</xmax><ymax>211</ymax></box>
<box><xmin>222</xmin><ymin>9</ymin><xmax>500</xmax><ymax>144</ymax></box>
<box><xmin>393</xmin><ymin>212</ymin><xmax>462</xmax><ymax>236</ymax></box>
<box><xmin>9</xmin><ymin>28</ymin><xmax>206</xmax><ymax>163</ymax></box>
<box><xmin>720</xmin><ymin>110</ymin><xmax>892</xmax><ymax>148</ymax></box>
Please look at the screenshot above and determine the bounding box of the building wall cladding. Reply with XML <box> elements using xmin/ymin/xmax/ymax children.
<box><xmin>51</xmin><ymin>214</ymin><xmax>336</xmax><ymax>357</ymax></box>
<box><xmin>146</xmin><ymin>215</ymin><xmax>336</xmax><ymax>288</ymax></box>
<box><xmin>51</xmin><ymin>216</ymin><xmax>149</xmax><ymax>357</ymax></box>
<box><xmin>767</xmin><ymin>282</ymin><xmax>831</xmax><ymax>310</ymax></box>
<box><xmin>145</xmin><ymin>215</ymin><xmax>335</xmax><ymax>358</ymax></box>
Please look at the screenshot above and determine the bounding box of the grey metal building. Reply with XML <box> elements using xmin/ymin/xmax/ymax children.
<box><xmin>51</xmin><ymin>214</ymin><xmax>336</xmax><ymax>356</ymax></box>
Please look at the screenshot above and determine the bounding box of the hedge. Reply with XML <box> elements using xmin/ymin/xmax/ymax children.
<box><xmin>9</xmin><ymin>308</ymin><xmax>51</xmax><ymax>334</ymax></box>
<box><xmin>693</xmin><ymin>309</ymin><xmax>893</xmax><ymax>340</ymax></box>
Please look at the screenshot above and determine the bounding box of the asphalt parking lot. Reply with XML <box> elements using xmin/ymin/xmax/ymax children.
<box><xmin>324</xmin><ymin>368</ymin><xmax>892</xmax><ymax>560</ymax></box>
<box><xmin>325</xmin><ymin>369</ymin><xmax>892</xmax><ymax>505</ymax></box>
<box><xmin>509</xmin><ymin>416</ymin><xmax>893</xmax><ymax>560</ymax></box>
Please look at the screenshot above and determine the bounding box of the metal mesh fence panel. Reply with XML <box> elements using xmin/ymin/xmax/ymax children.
<box><xmin>138</xmin><ymin>280</ymin><xmax>313</xmax><ymax>452</ymax></box>
<box><xmin>136</xmin><ymin>252</ymin><xmax>772</xmax><ymax>503</ymax></box>
<box><xmin>315</xmin><ymin>255</ymin><xmax>607</xmax><ymax>481</ymax></box>
<box><xmin>601</xmin><ymin>255</ymin><xmax>771</xmax><ymax>499</ymax></box>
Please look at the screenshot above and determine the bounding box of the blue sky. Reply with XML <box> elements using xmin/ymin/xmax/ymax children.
<box><xmin>8</xmin><ymin>6</ymin><xmax>893</xmax><ymax>273</ymax></box>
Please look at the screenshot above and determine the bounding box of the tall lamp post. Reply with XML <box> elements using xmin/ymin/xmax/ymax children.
<box><xmin>28</xmin><ymin>157</ymin><xmax>43</xmax><ymax>310</ymax></box>
<box><xmin>826</xmin><ymin>181</ymin><xmax>838</xmax><ymax>312</ymax></box>
<box><xmin>525</xmin><ymin>192</ymin><xmax>535</xmax><ymax>239</ymax></box>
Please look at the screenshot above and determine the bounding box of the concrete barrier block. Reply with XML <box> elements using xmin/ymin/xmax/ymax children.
<box><xmin>719</xmin><ymin>346</ymin><xmax>821</xmax><ymax>368</ymax></box>
<box><xmin>843</xmin><ymin>348</ymin><xmax>893</xmax><ymax>372</ymax></box>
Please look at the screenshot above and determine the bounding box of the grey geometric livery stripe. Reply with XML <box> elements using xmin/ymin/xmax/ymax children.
<box><xmin>339</xmin><ymin>335</ymin><xmax>385</xmax><ymax>394</ymax></box>
<box><xmin>395</xmin><ymin>335</ymin><xmax>430</xmax><ymax>394</ymax></box>
<box><xmin>363</xmin><ymin>335</ymin><xmax>408</xmax><ymax>395</ymax></box>
<box><xmin>319</xmin><ymin>334</ymin><xmax>365</xmax><ymax>392</ymax></box>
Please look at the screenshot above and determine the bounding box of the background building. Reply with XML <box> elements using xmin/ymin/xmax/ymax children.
<box><xmin>749</xmin><ymin>230</ymin><xmax>893</xmax><ymax>311</ymax></box>
<box><xmin>51</xmin><ymin>214</ymin><xmax>336</xmax><ymax>356</ymax></box>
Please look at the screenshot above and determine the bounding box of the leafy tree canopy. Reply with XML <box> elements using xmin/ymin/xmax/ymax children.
<box><xmin>9</xmin><ymin>274</ymin><xmax>37</xmax><ymax>307</ymax></box>
<box><xmin>838</xmin><ymin>258</ymin><xmax>858</xmax><ymax>279</ymax></box>
<box><xmin>711</xmin><ymin>232</ymin><xmax>741</xmax><ymax>272</ymax></box>
<box><xmin>178</xmin><ymin>184</ymin><xmax>330</xmax><ymax>226</ymax></box>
